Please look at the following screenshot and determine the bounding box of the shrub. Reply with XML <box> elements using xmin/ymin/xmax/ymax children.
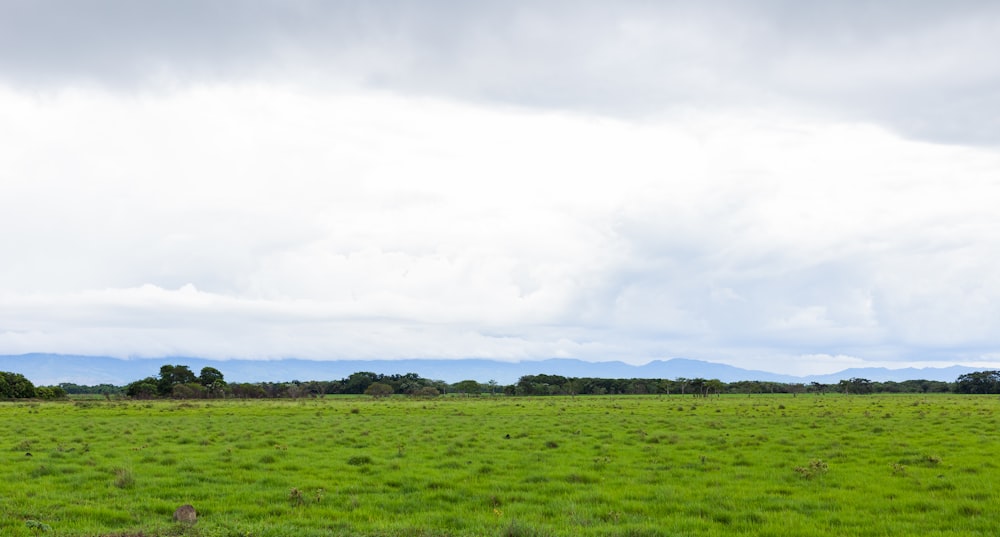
<box><xmin>413</xmin><ymin>386</ymin><xmax>440</xmax><ymax>398</ymax></box>
<box><xmin>501</xmin><ymin>519</ymin><xmax>542</xmax><ymax>537</ymax></box>
<box><xmin>25</xmin><ymin>520</ymin><xmax>52</xmax><ymax>532</ymax></box>
<box><xmin>364</xmin><ymin>383</ymin><xmax>393</xmax><ymax>399</ymax></box>
<box><xmin>794</xmin><ymin>459</ymin><xmax>828</xmax><ymax>479</ymax></box>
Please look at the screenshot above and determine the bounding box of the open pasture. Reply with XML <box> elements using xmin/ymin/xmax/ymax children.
<box><xmin>2</xmin><ymin>394</ymin><xmax>998</xmax><ymax>536</ymax></box>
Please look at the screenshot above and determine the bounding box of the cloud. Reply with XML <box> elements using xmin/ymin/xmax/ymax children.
<box><xmin>2</xmin><ymin>1</ymin><xmax>999</xmax><ymax>144</ymax></box>
<box><xmin>2</xmin><ymin>83</ymin><xmax>1000</xmax><ymax>374</ymax></box>
<box><xmin>2</xmin><ymin>3</ymin><xmax>1000</xmax><ymax>375</ymax></box>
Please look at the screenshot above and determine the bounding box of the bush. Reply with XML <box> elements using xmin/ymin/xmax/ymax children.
<box><xmin>36</xmin><ymin>386</ymin><xmax>67</xmax><ymax>400</ymax></box>
<box><xmin>793</xmin><ymin>459</ymin><xmax>828</xmax><ymax>479</ymax></box>
<box><xmin>413</xmin><ymin>386</ymin><xmax>440</xmax><ymax>398</ymax></box>
<box><xmin>364</xmin><ymin>383</ymin><xmax>393</xmax><ymax>399</ymax></box>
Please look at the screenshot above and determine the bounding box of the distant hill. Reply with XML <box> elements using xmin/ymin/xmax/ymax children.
<box><xmin>0</xmin><ymin>354</ymin><xmax>980</xmax><ymax>387</ymax></box>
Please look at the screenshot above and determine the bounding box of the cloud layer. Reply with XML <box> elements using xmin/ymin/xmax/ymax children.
<box><xmin>2</xmin><ymin>2</ymin><xmax>999</xmax><ymax>374</ymax></box>
<box><xmin>4</xmin><ymin>1</ymin><xmax>1000</xmax><ymax>144</ymax></box>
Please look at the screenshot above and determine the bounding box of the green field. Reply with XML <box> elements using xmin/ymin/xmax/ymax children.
<box><xmin>2</xmin><ymin>394</ymin><xmax>998</xmax><ymax>536</ymax></box>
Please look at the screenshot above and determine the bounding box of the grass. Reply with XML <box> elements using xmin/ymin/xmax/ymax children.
<box><xmin>1</xmin><ymin>394</ymin><xmax>999</xmax><ymax>536</ymax></box>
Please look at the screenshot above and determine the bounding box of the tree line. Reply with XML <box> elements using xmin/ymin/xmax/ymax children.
<box><xmin>508</xmin><ymin>374</ymin><xmax>955</xmax><ymax>396</ymax></box>
<box><xmin>0</xmin><ymin>371</ymin><xmax>67</xmax><ymax>399</ymax></box>
<box><xmin>3</xmin><ymin>366</ymin><xmax>1000</xmax><ymax>399</ymax></box>
<box><xmin>123</xmin><ymin>366</ymin><xmax>460</xmax><ymax>399</ymax></box>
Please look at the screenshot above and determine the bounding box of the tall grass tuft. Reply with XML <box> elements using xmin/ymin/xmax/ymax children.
<box><xmin>112</xmin><ymin>466</ymin><xmax>135</xmax><ymax>489</ymax></box>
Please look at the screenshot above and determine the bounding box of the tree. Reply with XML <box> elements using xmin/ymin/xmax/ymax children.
<box><xmin>36</xmin><ymin>385</ymin><xmax>67</xmax><ymax>399</ymax></box>
<box><xmin>365</xmin><ymin>382</ymin><xmax>394</xmax><ymax>399</ymax></box>
<box><xmin>839</xmin><ymin>377</ymin><xmax>873</xmax><ymax>395</ymax></box>
<box><xmin>229</xmin><ymin>383</ymin><xmax>266</xmax><ymax>399</ymax></box>
<box><xmin>516</xmin><ymin>374</ymin><xmax>568</xmax><ymax>395</ymax></box>
<box><xmin>345</xmin><ymin>372</ymin><xmax>378</xmax><ymax>394</ymax></box>
<box><xmin>453</xmin><ymin>380</ymin><xmax>482</xmax><ymax>396</ymax></box>
<box><xmin>198</xmin><ymin>367</ymin><xmax>227</xmax><ymax>397</ymax></box>
<box><xmin>675</xmin><ymin>377</ymin><xmax>689</xmax><ymax>395</ymax></box>
<box><xmin>172</xmin><ymin>382</ymin><xmax>208</xmax><ymax>399</ymax></box>
<box><xmin>125</xmin><ymin>377</ymin><xmax>159</xmax><ymax>399</ymax></box>
<box><xmin>688</xmin><ymin>378</ymin><xmax>707</xmax><ymax>397</ymax></box>
<box><xmin>705</xmin><ymin>379</ymin><xmax>724</xmax><ymax>397</ymax></box>
<box><xmin>157</xmin><ymin>365</ymin><xmax>197</xmax><ymax>396</ymax></box>
<box><xmin>0</xmin><ymin>371</ymin><xmax>37</xmax><ymax>398</ymax></box>
<box><xmin>392</xmin><ymin>373</ymin><xmax>424</xmax><ymax>395</ymax></box>
<box><xmin>955</xmin><ymin>371</ymin><xmax>1000</xmax><ymax>394</ymax></box>
<box><xmin>59</xmin><ymin>383</ymin><xmax>122</xmax><ymax>396</ymax></box>
<box><xmin>199</xmin><ymin>366</ymin><xmax>225</xmax><ymax>387</ymax></box>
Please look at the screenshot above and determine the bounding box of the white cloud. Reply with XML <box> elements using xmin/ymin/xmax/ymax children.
<box><xmin>2</xmin><ymin>82</ymin><xmax>1000</xmax><ymax>374</ymax></box>
<box><xmin>2</xmin><ymin>1</ymin><xmax>1000</xmax><ymax>376</ymax></box>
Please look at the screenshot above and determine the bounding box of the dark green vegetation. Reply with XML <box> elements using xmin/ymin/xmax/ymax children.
<box><xmin>14</xmin><ymin>365</ymin><xmax>1000</xmax><ymax>401</ymax></box>
<box><xmin>2</xmin><ymin>395</ymin><xmax>999</xmax><ymax>536</ymax></box>
<box><xmin>954</xmin><ymin>370</ymin><xmax>1000</xmax><ymax>394</ymax></box>
<box><xmin>125</xmin><ymin>365</ymin><xmax>229</xmax><ymax>399</ymax></box>
<box><xmin>118</xmin><ymin>368</ymin><xmax>454</xmax><ymax>400</ymax></box>
<box><xmin>0</xmin><ymin>371</ymin><xmax>65</xmax><ymax>399</ymax></box>
<box><xmin>510</xmin><ymin>374</ymin><xmax>956</xmax><ymax>395</ymax></box>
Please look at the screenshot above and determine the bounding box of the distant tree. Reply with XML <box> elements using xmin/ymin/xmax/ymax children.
<box><xmin>705</xmin><ymin>379</ymin><xmax>724</xmax><ymax>397</ymax></box>
<box><xmin>675</xmin><ymin>377</ymin><xmax>689</xmax><ymax>395</ymax></box>
<box><xmin>0</xmin><ymin>372</ymin><xmax>37</xmax><ymax>398</ymax></box>
<box><xmin>787</xmin><ymin>383</ymin><xmax>805</xmax><ymax>397</ymax></box>
<box><xmin>59</xmin><ymin>383</ymin><xmax>123</xmax><ymax>396</ymax></box>
<box><xmin>955</xmin><ymin>371</ymin><xmax>1000</xmax><ymax>394</ymax></box>
<box><xmin>453</xmin><ymin>380</ymin><xmax>482</xmax><ymax>396</ymax></box>
<box><xmin>157</xmin><ymin>365</ymin><xmax>197</xmax><ymax>396</ymax></box>
<box><xmin>839</xmin><ymin>377</ymin><xmax>873</xmax><ymax>395</ymax></box>
<box><xmin>688</xmin><ymin>378</ymin><xmax>707</xmax><ymax>397</ymax></box>
<box><xmin>516</xmin><ymin>374</ymin><xmax>568</xmax><ymax>395</ymax></box>
<box><xmin>125</xmin><ymin>377</ymin><xmax>159</xmax><ymax>399</ymax></box>
<box><xmin>728</xmin><ymin>380</ymin><xmax>759</xmax><ymax>396</ymax></box>
<box><xmin>365</xmin><ymin>382</ymin><xmax>394</xmax><ymax>399</ymax></box>
<box><xmin>197</xmin><ymin>367</ymin><xmax>227</xmax><ymax>397</ymax></box>
<box><xmin>390</xmin><ymin>373</ymin><xmax>424</xmax><ymax>395</ymax></box>
<box><xmin>345</xmin><ymin>372</ymin><xmax>378</xmax><ymax>394</ymax></box>
<box><xmin>198</xmin><ymin>366</ymin><xmax>224</xmax><ymax>387</ymax></box>
<box><xmin>172</xmin><ymin>382</ymin><xmax>208</xmax><ymax>399</ymax></box>
<box><xmin>624</xmin><ymin>380</ymin><xmax>646</xmax><ymax>395</ymax></box>
<box><xmin>298</xmin><ymin>380</ymin><xmax>326</xmax><ymax>398</ymax></box>
<box><xmin>926</xmin><ymin>380</ymin><xmax>954</xmax><ymax>393</ymax></box>
<box><xmin>36</xmin><ymin>386</ymin><xmax>67</xmax><ymax>399</ymax></box>
<box><xmin>654</xmin><ymin>379</ymin><xmax>672</xmax><ymax>395</ymax></box>
<box><xmin>229</xmin><ymin>383</ymin><xmax>266</xmax><ymax>399</ymax></box>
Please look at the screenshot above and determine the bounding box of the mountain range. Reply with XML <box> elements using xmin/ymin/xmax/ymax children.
<box><xmin>0</xmin><ymin>354</ymin><xmax>979</xmax><ymax>386</ymax></box>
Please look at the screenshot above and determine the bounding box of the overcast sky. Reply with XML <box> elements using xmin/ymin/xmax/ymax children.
<box><xmin>2</xmin><ymin>1</ymin><xmax>999</xmax><ymax>375</ymax></box>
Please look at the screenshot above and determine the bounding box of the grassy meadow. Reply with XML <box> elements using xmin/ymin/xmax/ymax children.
<box><xmin>1</xmin><ymin>394</ymin><xmax>998</xmax><ymax>536</ymax></box>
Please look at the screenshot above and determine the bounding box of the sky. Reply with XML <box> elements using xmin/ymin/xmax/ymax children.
<box><xmin>2</xmin><ymin>1</ymin><xmax>1000</xmax><ymax>376</ymax></box>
